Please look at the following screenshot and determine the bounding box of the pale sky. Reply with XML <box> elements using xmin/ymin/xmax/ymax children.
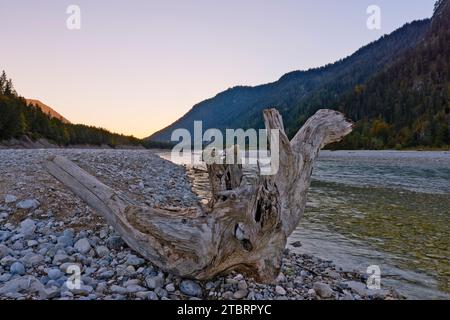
<box><xmin>0</xmin><ymin>0</ymin><xmax>436</xmax><ymax>138</ymax></box>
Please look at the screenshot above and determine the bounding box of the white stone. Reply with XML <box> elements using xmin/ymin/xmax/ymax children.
<box><xmin>275</xmin><ymin>285</ymin><xmax>286</xmax><ymax>295</ymax></box>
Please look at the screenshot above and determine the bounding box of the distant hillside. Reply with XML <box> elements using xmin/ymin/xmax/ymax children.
<box><xmin>0</xmin><ymin>71</ymin><xmax>173</xmax><ymax>149</ymax></box>
<box><xmin>0</xmin><ymin>71</ymin><xmax>142</xmax><ymax>148</ymax></box>
<box><xmin>25</xmin><ymin>99</ymin><xmax>71</xmax><ymax>124</ymax></box>
<box><xmin>149</xmin><ymin>19</ymin><xmax>431</xmax><ymax>143</ymax></box>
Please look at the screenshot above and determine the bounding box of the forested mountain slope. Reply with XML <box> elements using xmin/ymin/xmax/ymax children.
<box><xmin>149</xmin><ymin>19</ymin><xmax>431</xmax><ymax>143</ymax></box>
<box><xmin>0</xmin><ymin>72</ymin><xmax>145</xmax><ymax>148</ymax></box>
<box><xmin>332</xmin><ymin>0</ymin><xmax>449</xmax><ymax>149</ymax></box>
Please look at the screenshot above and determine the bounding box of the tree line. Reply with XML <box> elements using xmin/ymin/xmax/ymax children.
<box><xmin>0</xmin><ymin>71</ymin><xmax>171</xmax><ymax>149</ymax></box>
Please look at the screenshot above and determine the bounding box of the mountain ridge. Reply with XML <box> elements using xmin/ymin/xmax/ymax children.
<box><xmin>149</xmin><ymin>18</ymin><xmax>431</xmax><ymax>142</ymax></box>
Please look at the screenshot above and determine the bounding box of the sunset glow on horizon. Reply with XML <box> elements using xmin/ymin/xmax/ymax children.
<box><xmin>0</xmin><ymin>0</ymin><xmax>435</xmax><ymax>138</ymax></box>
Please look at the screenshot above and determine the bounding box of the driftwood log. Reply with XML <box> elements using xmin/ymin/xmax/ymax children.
<box><xmin>45</xmin><ymin>109</ymin><xmax>352</xmax><ymax>282</ymax></box>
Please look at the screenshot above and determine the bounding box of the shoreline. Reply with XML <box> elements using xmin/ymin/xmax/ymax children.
<box><xmin>0</xmin><ymin>149</ymin><xmax>401</xmax><ymax>300</ymax></box>
<box><xmin>1</xmin><ymin>138</ymin><xmax>448</xmax><ymax>153</ymax></box>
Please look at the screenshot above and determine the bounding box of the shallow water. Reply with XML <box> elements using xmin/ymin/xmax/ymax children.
<box><xmin>158</xmin><ymin>150</ymin><xmax>450</xmax><ymax>299</ymax></box>
<box><xmin>296</xmin><ymin>151</ymin><xmax>450</xmax><ymax>300</ymax></box>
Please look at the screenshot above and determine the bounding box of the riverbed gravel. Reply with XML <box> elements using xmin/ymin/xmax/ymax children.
<box><xmin>0</xmin><ymin>149</ymin><xmax>402</xmax><ymax>300</ymax></box>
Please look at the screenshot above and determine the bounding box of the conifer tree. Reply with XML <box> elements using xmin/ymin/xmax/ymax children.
<box><xmin>0</xmin><ymin>71</ymin><xmax>7</xmax><ymax>94</ymax></box>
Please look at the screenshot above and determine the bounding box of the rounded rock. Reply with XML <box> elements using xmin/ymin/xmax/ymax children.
<box><xmin>17</xmin><ymin>199</ymin><xmax>40</xmax><ymax>210</ymax></box>
<box><xmin>179</xmin><ymin>280</ymin><xmax>202</xmax><ymax>297</ymax></box>
<box><xmin>126</xmin><ymin>255</ymin><xmax>144</xmax><ymax>266</ymax></box>
<box><xmin>4</xmin><ymin>195</ymin><xmax>17</xmax><ymax>204</ymax></box>
<box><xmin>57</xmin><ymin>235</ymin><xmax>74</xmax><ymax>248</ymax></box>
<box><xmin>165</xmin><ymin>283</ymin><xmax>175</xmax><ymax>292</ymax></box>
<box><xmin>147</xmin><ymin>291</ymin><xmax>159</xmax><ymax>300</ymax></box>
<box><xmin>275</xmin><ymin>285</ymin><xmax>286</xmax><ymax>296</ymax></box>
<box><xmin>74</xmin><ymin>238</ymin><xmax>91</xmax><ymax>254</ymax></box>
<box><xmin>313</xmin><ymin>282</ymin><xmax>334</xmax><ymax>298</ymax></box>
<box><xmin>47</xmin><ymin>268</ymin><xmax>63</xmax><ymax>280</ymax></box>
<box><xmin>19</xmin><ymin>219</ymin><xmax>36</xmax><ymax>237</ymax></box>
<box><xmin>0</xmin><ymin>244</ymin><xmax>9</xmax><ymax>258</ymax></box>
<box><xmin>10</xmin><ymin>262</ymin><xmax>25</xmax><ymax>275</ymax></box>
<box><xmin>106</xmin><ymin>236</ymin><xmax>125</xmax><ymax>250</ymax></box>
<box><xmin>237</xmin><ymin>280</ymin><xmax>248</xmax><ymax>290</ymax></box>
<box><xmin>95</xmin><ymin>246</ymin><xmax>110</xmax><ymax>258</ymax></box>
<box><xmin>63</xmin><ymin>229</ymin><xmax>75</xmax><ymax>239</ymax></box>
<box><xmin>233</xmin><ymin>289</ymin><xmax>248</xmax><ymax>300</ymax></box>
<box><xmin>145</xmin><ymin>275</ymin><xmax>164</xmax><ymax>289</ymax></box>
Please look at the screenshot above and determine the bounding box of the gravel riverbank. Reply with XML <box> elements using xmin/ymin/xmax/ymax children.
<box><xmin>0</xmin><ymin>149</ymin><xmax>401</xmax><ymax>300</ymax></box>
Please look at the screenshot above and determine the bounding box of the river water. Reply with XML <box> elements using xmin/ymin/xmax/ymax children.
<box><xmin>158</xmin><ymin>150</ymin><xmax>450</xmax><ymax>300</ymax></box>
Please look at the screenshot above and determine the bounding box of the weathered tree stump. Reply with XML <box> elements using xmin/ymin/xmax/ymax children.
<box><xmin>45</xmin><ymin>108</ymin><xmax>352</xmax><ymax>282</ymax></box>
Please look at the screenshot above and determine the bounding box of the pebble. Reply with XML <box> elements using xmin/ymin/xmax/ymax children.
<box><xmin>233</xmin><ymin>289</ymin><xmax>248</xmax><ymax>299</ymax></box>
<box><xmin>57</xmin><ymin>235</ymin><xmax>74</xmax><ymax>248</ymax></box>
<box><xmin>27</xmin><ymin>240</ymin><xmax>38</xmax><ymax>247</ymax></box>
<box><xmin>145</xmin><ymin>275</ymin><xmax>164</xmax><ymax>289</ymax></box>
<box><xmin>125</xmin><ymin>265</ymin><xmax>136</xmax><ymax>275</ymax></box>
<box><xmin>313</xmin><ymin>282</ymin><xmax>334</xmax><ymax>298</ymax></box>
<box><xmin>126</xmin><ymin>285</ymin><xmax>147</xmax><ymax>293</ymax></box>
<box><xmin>28</xmin><ymin>254</ymin><xmax>44</xmax><ymax>266</ymax></box>
<box><xmin>53</xmin><ymin>254</ymin><xmax>70</xmax><ymax>265</ymax></box>
<box><xmin>226</xmin><ymin>278</ymin><xmax>238</xmax><ymax>285</ymax></box>
<box><xmin>166</xmin><ymin>283</ymin><xmax>175</xmax><ymax>292</ymax></box>
<box><xmin>19</xmin><ymin>219</ymin><xmax>36</xmax><ymax>237</ymax></box>
<box><xmin>147</xmin><ymin>291</ymin><xmax>159</xmax><ymax>300</ymax></box>
<box><xmin>96</xmin><ymin>282</ymin><xmax>107</xmax><ymax>294</ymax></box>
<box><xmin>275</xmin><ymin>285</ymin><xmax>286</xmax><ymax>295</ymax></box>
<box><xmin>107</xmin><ymin>236</ymin><xmax>125</xmax><ymax>251</ymax></box>
<box><xmin>4</xmin><ymin>195</ymin><xmax>17</xmax><ymax>204</ymax></box>
<box><xmin>99</xmin><ymin>229</ymin><xmax>108</xmax><ymax>239</ymax></box>
<box><xmin>155</xmin><ymin>287</ymin><xmax>168</xmax><ymax>298</ymax></box>
<box><xmin>10</xmin><ymin>262</ymin><xmax>26</xmax><ymax>275</ymax></box>
<box><xmin>237</xmin><ymin>280</ymin><xmax>248</xmax><ymax>290</ymax></box>
<box><xmin>344</xmin><ymin>281</ymin><xmax>375</xmax><ymax>297</ymax></box>
<box><xmin>180</xmin><ymin>280</ymin><xmax>202</xmax><ymax>297</ymax></box>
<box><xmin>12</xmin><ymin>241</ymin><xmax>24</xmax><ymax>250</ymax></box>
<box><xmin>1</xmin><ymin>256</ymin><xmax>17</xmax><ymax>267</ymax></box>
<box><xmin>59</xmin><ymin>262</ymin><xmax>77</xmax><ymax>272</ymax></box>
<box><xmin>0</xmin><ymin>231</ymin><xmax>11</xmax><ymax>242</ymax></box>
<box><xmin>98</xmin><ymin>270</ymin><xmax>114</xmax><ymax>280</ymax></box>
<box><xmin>135</xmin><ymin>291</ymin><xmax>150</xmax><ymax>299</ymax></box>
<box><xmin>0</xmin><ymin>244</ymin><xmax>8</xmax><ymax>258</ymax></box>
<box><xmin>126</xmin><ymin>255</ymin><xmax>145</xmax><ymax>266</ymax></box>
<box><xmin>221</xmin><ymin>291</ymin><xmax>234</xmax><ymax>299</ymax></box>
<box><xmin>123</xmin><ymin>279</ymin><xmax>140</xmax><ymax>286</ymax></box>
<box><xmin>63</xmin><ymin>229</ymin><xmax>75</xmax><ymax>238</ymax></box>
<box><xmin>17</xmin><ymin>199</ymin><xmax>40</xmax><ymax>210</ymax></box>
<box><xmin>47</xmin><ymin>269</ymin><xmax>63</xmax><ymax>280</ymax></box>
<box><xmin>0</xmin><ymin>273</ymin><xmax>12</xmax><ymax>283</ymax></box>
<box><xmin>276</xmin><ymin>273</ymin><xmax>286</xmax><ymax>283</ymax></box>
<box><xmin>74</xmin><ymin>238</ymin><xmax>91</xmax><ymax>254</ymax></box>
<box><xmin>111</xmin><ymin>285</ymin><xmax>127</xmax><ymax>294</ymax></box>
<box><xmin>95</xmin><ymin>246</ymin><xmax>110</xmax><ymax>258</ymax></box>
<box><xmin>72</xmin><ymin>285</ymin><xmax>94</xmax><ymax>296</ymax></box>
